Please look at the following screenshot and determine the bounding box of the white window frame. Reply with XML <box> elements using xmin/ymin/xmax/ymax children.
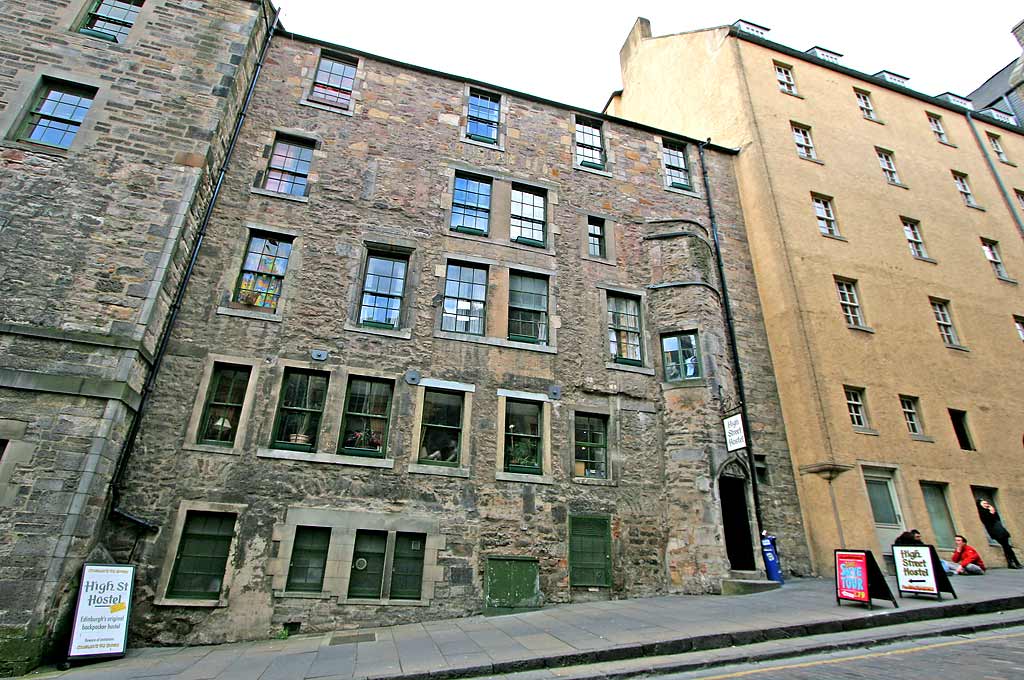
<box><xmin>876</xmin><ymin>149</ymin><xmax>900</xmax><ymax>184</ymax></box>
<box><xmin>901</xmin><ymin>218</ymin><xmax>928</xmax><ymax>259</ymax></box>
<box><xmin>855</xmin><ymin>90</ymin><xmax>876</xmax><ymax>120</ymax></box>
<box><xmin>834</xmin><ymin>278</ymin><xmax>865</xmax><ymax>327</ymax></box>
<box><xmin>928</xmin><ymin>114</ymin><xmax>948</xmax><ymax>143</ymax></box>
<box><xmin>899</xmin><ymin>395</ymin><xmax>923</xmax><ymax>435</ymax></box>
<box><xmin>987</xmin><ymin>133</ymin><xmax>1009</xmax><ymax>163</ymax></box>
<box><xmin>1015</xmin><ymin>316</ymin><xmax>1024</xmax><ymax>342</ymax></box>
<box><xmin>930</xmin><ymin>298</ymin><xmax>960</xmax><ymax>347</ymax></box>
<box><xmin>844</xmin><ymin>386</ymin><xmax>869</xmax><ymax>429</ymax></box>
<box><xmin>981</xmin><ymin>239</ymin><xmax>1009</xmax><ymax>278</ymax></box>
<box><xmin>952</xmin><ymin>172</ymin><xmax>977</xmax><ymax>206</ymax></box>
<box><xmin>791</xmin><ymin>123</ymin><xmax>816</xmax><ymax>160</ymax></box>
<box><xmin>775</xmin><ymin>63</ymin><xmax>797</xmax><ymax>95</ymax></box>
<box><xmin>813</xmin><ymin>195</ymin><xmax>839</xmax><ymax>237</ymax></box>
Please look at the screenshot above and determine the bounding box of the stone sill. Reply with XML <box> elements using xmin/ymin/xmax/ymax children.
<box><xmin>299</xmin><ymin>98</ymin><xmax>354</xmax><ymax>116</ymax></box>
<box><xmin>343</xmin><ymin>320</ymin><xmax>413</xmax><ymax>339</ymax></box>
<box><xmin>821</xmin><ymin>233</ymin><xmax>848</xmax><ymax>242</ymax></box>
<box><xmin>912</xmin><ymin>255</ymin><xmax>938</xmax><ymax>264</ymax></box>
<box><xmin>250</xmin><ymin>187</ymin><xmax>309</xmax><ymax>203</ymax></box>
<box><xmin>495</xmin><ymin>471</ymin><xmax>554</xmax><ymax>485</ymax></box>
<box><xmin>605</xmin><ymin>361</ymin><xmax>656</xmax><ymax>376</ymax></box>
<box><xmin>663</xmin><ymin>185</ymin><xmax>702</xmax><ymax>199</ymax></box>
<box><xmin>216</xmin><ymin>306</ymin><xmax>282</xmax><ymax>322</ymax></box>
<box><xmin>938</xmin><ymin>140</ymin><xmax>958</xmax><ymax>148</ymax></box>
<box><xmin>780</xmin><ymin>90</ymin><xmax>805</xmax><ymax>99</ymax></box>
<box><xmin>445</xmin><ymin>229</ymin><xmax>556</xmax><ymax>258</ymax></box>
<box><xmin>460</xmin><ymin>134</ymin><xmax>505</xmax><ymax>152</ymax></box>
<box><xmin>944</xmin><ymin>343</ymin><xmax>970</xmax><ymax>353</ymax></box>
<box><xmin>345</xmin><ymin>598</ymin><xmax>429</xmax><ymax>607</ymax></box>
<box><xmin>863</xmin><ymin>116</ymin><xmax>885</xmax><ymax>125</ymax></box>
<box><xmin>153</xmin><ymin>597</ymin><xmax>225</xmax><ymax>608</ymax></box>
<box><xmin>848</xmin><ymin>324</ymin><xmax>875</xmax><ymax>334</ymax></box>
<box><xmin>910</xmin><ymin>434</ymin><xmax>935</xmax><ymax>443</ymax></box>
<box><xmin>662</xmin><ymin>379</ymin><xmax>706</xmax><ymax>389</ymax></box>
<box><xmin>572</xmin><ymin>477</ymin><xmax>617</xmax><ymax>487</ymax></box>
<box><xmin>272</xmin><ymin>590</ymin><xmax>333</xmax><ymax>600</ymax></box>
<box><xmin>853</xmin><ymin>427</ymin><xmax>880</xmax><ymax>436</ymax></box>
<box><xmin>181</xmin><ymin>443</ymin><xmax>242</xmax><ymax>456</ymax></box>
<box><xmin>799</xmin><ymin>155</ymin><xmax>825</xmax><ymax>165</ymax></box>
<box><xmin>998</xmin><ymin>159</ymin><xmax>1017</xmax><ymax>167</ymax></box>
<box><xmin>580</xmin><ymin>254</ymin><xmax>617</xmax><ymax>266</ymax></box>
<box><xmin>256</xmin><ymin>448</ymin><xmax>396</xmax><ymax>469</ymax></box>
<box><xmin>996</xmin><ymin>276</ymin><xmax>1018</xmax><ymax>285</ymax></box>
<box><xmin>965</xmin><ymin>203</ymin><xmax>986</xmax><ymax>212</ymax></box>
<box><xmin>1</xmin><ymin>139</ymin><xmax>69</xmax><ymax>158</ymax></box>
<box><xmin>407</xmin><ymin>463</ymin><xmax>470</xmax><ymax>478</ymax></box>
<box><xmin>887</xmin><ymin>181</ymin><xmax>910</xmax><ymax>190</ymax></box>
<box><xmin>574</xmin><ymin>164</ymin><xmax>613</xmax><ymax>178</ymax></box>
<box><xmin>433</xmin><ymin>330</ymin><xmax>557</xmax><ymax>354</ymax></box>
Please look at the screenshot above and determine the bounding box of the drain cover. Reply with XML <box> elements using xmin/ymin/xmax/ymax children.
<box><xmin>329</xmin><ymin>632</ymin><xmax>376</xmax><ymax>646</ymax></box>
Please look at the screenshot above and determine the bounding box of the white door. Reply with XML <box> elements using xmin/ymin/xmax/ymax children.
<box><xmin>864</xmin><ymin>470</ymin><xmax>904</xmax><ymax>555</ymax></box>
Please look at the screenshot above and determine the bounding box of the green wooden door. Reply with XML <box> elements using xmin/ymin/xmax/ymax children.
<box><xmin>390</xmin><ymin>532</ymin><xmax>425</xmax><ymax>600</ymax></box>
<box><xmin>569</xmin><ymin>515</ymin><xmax>611</xmax><ymax>587</ymax></box>
<box><xmin>348</xmin><ymin>530</ymin><xmax>387</xmax><ymax>598</ymax></box>
<box><xmin>484</xmin><ymin>556</ymin><xmax>541</xmax><ymax>609</ymax></box>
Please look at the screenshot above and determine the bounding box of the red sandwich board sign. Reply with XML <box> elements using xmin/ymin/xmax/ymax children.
<box><xmin>834</xmin><ymin>549</ymin><xmax>897</xmax><ymax>609</ymax></box>
<box><xmin>67</xmin><ymin>563</ymin><xmax>136</xmax><ymax>663</ymax></box>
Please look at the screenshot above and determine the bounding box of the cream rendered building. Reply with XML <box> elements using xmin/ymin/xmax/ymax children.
<box><xmin>607</xmin><ymin>18</ymin><xmax>1024</xmax><ymax>573</ymax></box>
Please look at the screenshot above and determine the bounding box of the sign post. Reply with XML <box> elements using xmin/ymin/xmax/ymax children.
<box><xmin>67</xmin><ymin>563</ymin><xmax>136</xmax><ymax>664</ymax></box>
<box><xmin>834</xmin><ymin>549</ymin><xmax>897</xmax><ymax>609</ymax></box>
<box><xmin>723</xmin><ymin>414</ymin><xmax>746</xmax><ymax>452</ymax></box>
<box><xmin>892</xmin><ymin>545</ymin><xmax>956</xmax><ymax>600</ymax></box>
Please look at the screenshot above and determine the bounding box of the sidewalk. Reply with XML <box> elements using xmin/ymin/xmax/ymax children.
<box><xmin>20</xmin><ymin>570</ymin><xmax>1024</xmax><ymax>680</ymax></box>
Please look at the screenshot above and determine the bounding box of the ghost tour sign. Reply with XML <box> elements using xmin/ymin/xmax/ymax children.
<box><xmin>834</xmin><ymin>549</ymin><xmax>897</xmax><ymax>609</ymax></box>
<box><xmin>67</xmin><ymin>564</ymin><xmax>136</xmax><ymax>661</ymax></box>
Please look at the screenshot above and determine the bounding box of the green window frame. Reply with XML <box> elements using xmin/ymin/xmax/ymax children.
<box><xmin>510</xmin><ymin>185</ymin><xmax>546</xmax><ymax>246</ymax></box>
<box><xmin>450</xmin><ymin>173</ymin><xmax>491</xmax><ymax>235</ymax></box>
<box><xmin>348</xmin><ymin>529</ymin><xmax>387</xmax><ymax>599</ymax></box>
<box><xmin>574</xmin><ymin>414</ymin><xmax>607</xmax><ymax>479</ymax></box>
<box><xmin>663</xmin><ymin>140</ymin><xmax>691</xmax><ymax>189</ymax></box>
<box><xmin>359</xmin><ymin>254</ymin><xmax>407</xmax><ymax>329</ymax></box>
<box><xmin>467</xmin><ymin>89</ymin><xmax>500</xmax><ymax>144</ymax></box>
<box><xmin>167</xmin><ymin>511</ymin><xmax>236</xmax><ymax>599</ymax></box>
<box><xmin>661</xmin><ymin>331</ymin><xmax>701</xmax><ymax>381</ymax></box>
<box><xmin>286</xmin><ymin>526</ymin><xmax>331</xmax><ymax>592</ymax></box>
<box><xmin>390</xmin><ymin>532</ymin><xmax>426</xmax><ymax>600</ymax></box>
<box><xmin>574</xmin><ymin>116</ymin><xmax>605</xmax><ymax>169</ymax></box>
<box><xmin>310</xmin><ymin>54</ymin><xmax>357</xmax><ymax>110</ymax></box>
<box><xmin>508</xmin><ymin>273</ymin><xmax>548</xmax><ymax>344</ymax></box>
<box><xmin>608</xmin><ymin>294</ymin><xmax>643</xmax><ymax>365</ymax></box>
<box><xmin>272</xmin><ymin>368</ymin><xmax>329</xmax><ymax>451</ymax></box>
<box><xmin>587</xmin><ymin>216</ymin><xmax>606</xmax><ymax>258</ymax></box>
<box><xmin>504</xmin><ymin>399</ymin><xmax>542</xmax><ymax>475</ymax></box>
<box><xmin>234</xmin><ymin>231</ymin><xmax>292</xmax><ymax>311</ymax></box>
<box><xmin>418</xmin><ymin>389</ymin><xmax>463</xmax><ymax>466</ymax></box>
<box><xmin>199</xmin><ymin>364</ymin><xmax>251</xmax><ymax>445</ymax></box>
<box><xmin>18</xmin><ymin>80</ymin><xmax>96</xmax><ymax>149</ymax></box>
<box><xmin>339</xmin><ymin>378</ymin><xmax>393</xmax><ymax>458</ymax></box>
<box><xmin>78</xmin><ymin>0</ymin><xmax>143</xmax><ymax>42</ymax></box>
<box><xmin>441</xmin><ymin>263</ymin><xmax>487</xmax><ymax>335</ymax></box>
<box><xmin>261</xmin><ymin>134</ymin><xmax>314</xmax><ymax>197</ymax></box>
<box><xmin>569</xmin><ymin>515</ymin><xmax>612</xmax><ymax>587</ymax></box>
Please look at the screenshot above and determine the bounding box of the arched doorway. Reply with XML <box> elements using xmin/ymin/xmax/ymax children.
<box><xmin>719</xmin><ymin>460</ymin><xmax>756</xmax><ymax>571</ymax></box>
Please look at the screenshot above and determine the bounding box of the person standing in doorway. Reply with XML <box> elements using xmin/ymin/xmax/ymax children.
<box><xmin>977</xmin><ymin>499</ymin><xmax>1022</xmax><ymax>569</ymax></box>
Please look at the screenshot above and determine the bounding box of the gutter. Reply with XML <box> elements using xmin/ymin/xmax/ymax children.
<box><xmin>964</xmin><ymin>110</ymin><xmax>1024</xmax><ymax>239</ymax></box>
<box><xmin>696</xmin><ymin>139</ymin><xmax>763</xmax><ymax>533</ymax></box>
<box><xmin>108</xmin><ymin>1</ymin><xmax>281</xmax><ymax>527</ymax></box>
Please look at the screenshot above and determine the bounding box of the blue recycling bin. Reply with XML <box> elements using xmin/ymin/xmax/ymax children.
<box><xmin>761</xmin><ymin>534</ymin><xmax>784</xmax><ymax>584</ymax></box>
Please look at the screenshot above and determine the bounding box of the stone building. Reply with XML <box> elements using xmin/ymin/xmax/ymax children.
<box><xmin>608</xmin><ymin>18</ymin><xmax>1024</xmax><ymax>575</ymax></box>
<box><xmin>0</xmin><ymin>0</ymin><xmax>274</xmax><ymax>672</ymax></box>
<box><xmin>100</xmin><ymin>26</ymin><xmax>809</xmax><ymax>645</ymax></box>
<box><xmin>969</xmin><ymin>19</ymin><xmax>1024</xmax><ymax>126</ymax></box>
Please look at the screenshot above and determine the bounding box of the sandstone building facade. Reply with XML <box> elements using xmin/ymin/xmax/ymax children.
<box><xmin>608</xmin><ymin>19</ymin><xmax>1024</xmax><ymax>575</ymax></box>
<box><xmin>0</xmin><ymin>0</ymin><xmax>809</xmax><ymax>665</ymax></box>
<box><xmin>0</xmin><ymin>0</ymin><xmax>273</xmax><ymax>672</ymax></box>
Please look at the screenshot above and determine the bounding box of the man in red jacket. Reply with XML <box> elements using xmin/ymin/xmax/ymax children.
<box><xmin>942</xmin><ymin>535</ymin><xmax>986</xmax><ymax>575</ymax></box>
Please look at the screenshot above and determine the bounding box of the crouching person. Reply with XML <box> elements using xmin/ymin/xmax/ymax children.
<box><xmin>942</xmin><ymin>534</ymin><xmax>986</xmax><ymax>575</ymax></box>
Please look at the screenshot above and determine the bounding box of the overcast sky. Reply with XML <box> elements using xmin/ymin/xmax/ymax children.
<box><xmin>272</xmin><ymin>1</ymin><xmax>1022</xmax><ymax>112</ymax></box>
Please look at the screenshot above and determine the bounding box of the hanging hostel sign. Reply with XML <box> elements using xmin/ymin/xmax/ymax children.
<box><xmin>68</xmin><ymin>564</ymin><xmax>136</xmax><ymax>660</ymax></box>
<box><xmin>723</xmin><ymin>414</ymin><xmax>746</xmax><ymax>452</ymax></box>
